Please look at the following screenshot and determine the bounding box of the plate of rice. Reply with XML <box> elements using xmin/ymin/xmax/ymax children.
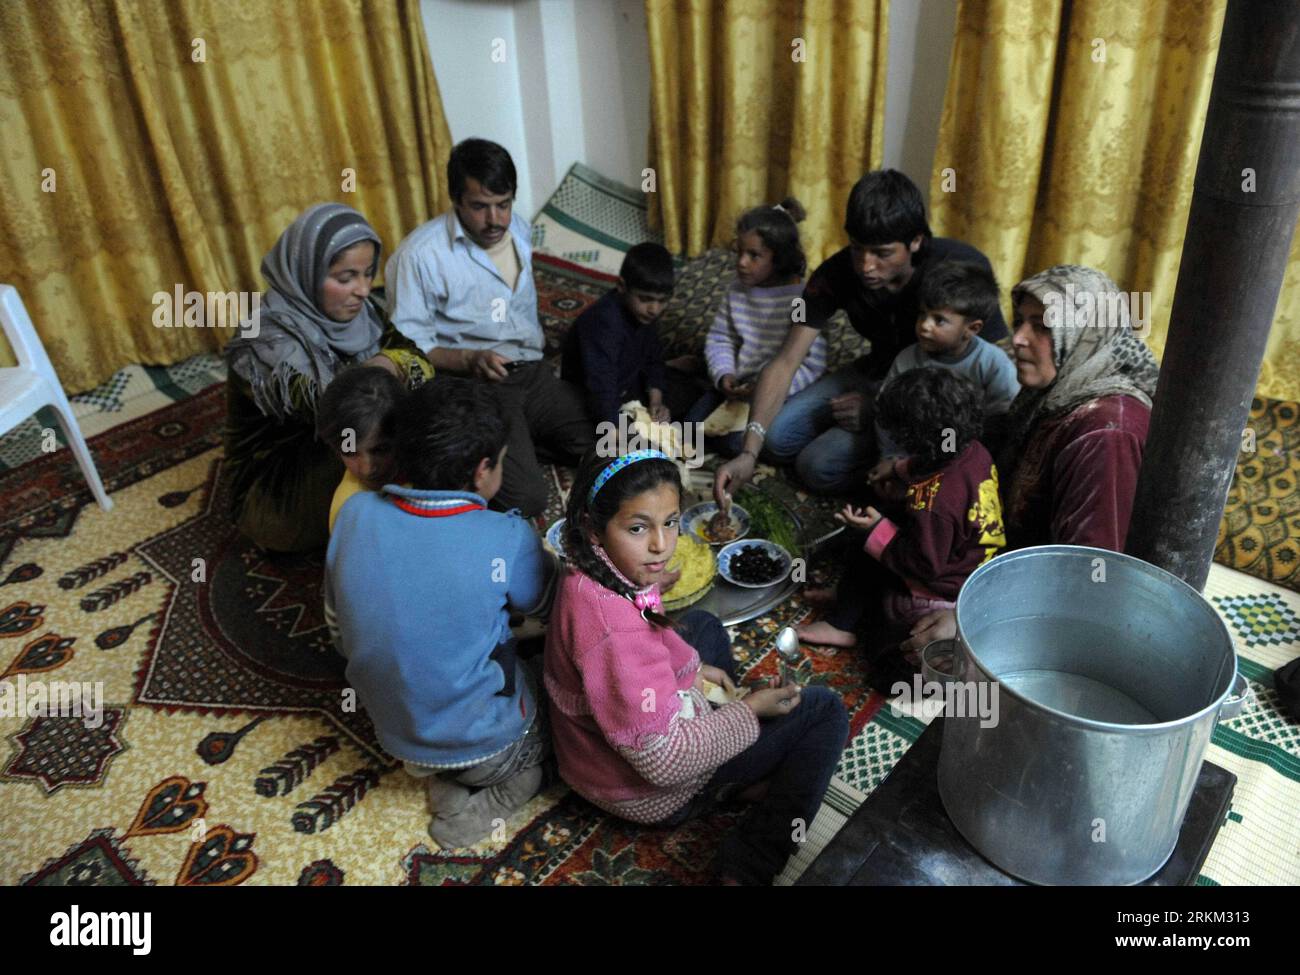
<box><xmin>662</xmin><ymin>533</ymin><xmax>717</xmax><ymax>611</ymax></box>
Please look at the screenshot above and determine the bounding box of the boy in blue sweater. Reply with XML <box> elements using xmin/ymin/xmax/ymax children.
<box><xmin>326</xmin><ymin>377</ymin><xmax>557</xmax><ymax>848</ymax></box>
<box><xmin>869</xmin><ymin>260</ymin><xmax>1019</xmax><ymax>497</ymax></box>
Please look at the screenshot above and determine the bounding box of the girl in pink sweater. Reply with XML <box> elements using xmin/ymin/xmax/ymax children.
<box><xmin>544</xmin><ymin>449</ymin><xmax>848</xmax><ymax>884</ymax></box>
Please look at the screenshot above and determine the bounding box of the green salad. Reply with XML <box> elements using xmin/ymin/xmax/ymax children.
<box><xmin>736</xmin><ymin>488</ymin><xmax>801</xmax><ymax>559</ymax></box>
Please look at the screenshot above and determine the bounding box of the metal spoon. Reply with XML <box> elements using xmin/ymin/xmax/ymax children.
<box><xmin>773</xmin><ymin>626</ymin><xmax>803</xmax><ymax>686</ymax></box>
<box><xmin>803</xmin><ymin>524</ymin><xmax>845</xmax><ymax>550</ymax></box>
<box><xmin>774</xmin><ymin>626</ymin><xmax>801</xmax><ymax>662</ymax></box>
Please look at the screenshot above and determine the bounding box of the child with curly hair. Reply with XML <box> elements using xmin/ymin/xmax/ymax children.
<box><xmin>798</xmin><ymin>368</ymin><xmax>1006</xmax><ymax>657</ymax></box>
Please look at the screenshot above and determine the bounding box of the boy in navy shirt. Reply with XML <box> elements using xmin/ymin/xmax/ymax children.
<box><xmin>561</xmin><ymin>243</ymin><xmax>676</xmax><ymax>429</ymax></box>
<box><xmin>326</xmin><ymin>377</ymin><xmax>557</xmax><ymax>849</ymax></box>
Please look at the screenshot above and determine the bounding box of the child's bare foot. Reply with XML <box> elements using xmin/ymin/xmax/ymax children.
<box><xmin>796</xmin><ymin>621</ymin><xmax>858</xmax><ymax>653</ymax></box>
<box><xmin>801</xmin><ymin>587</ymin><xmax>836</xmax><ymax>607</ymax></box>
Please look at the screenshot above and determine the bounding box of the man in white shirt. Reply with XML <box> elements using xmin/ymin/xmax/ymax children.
<box><xmin>386</xmin><ymin>139</ymin><xmax>593</xmax><ymax>516</ymax></box>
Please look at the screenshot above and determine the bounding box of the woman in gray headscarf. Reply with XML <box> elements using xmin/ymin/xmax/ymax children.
<box><xmin>998</xmin><ymin>264</ymin><xmax>1160</xmax><ymax>550</ymax></box>
<box><xmin>903</xmin><ymin>264</ymin><xmax>1160</xmax><ymax>654</ymax></box>
<box><xmin>223</xmin><ymin>203</ymin><xmax>431</xmax><ymax>552</ymax></box>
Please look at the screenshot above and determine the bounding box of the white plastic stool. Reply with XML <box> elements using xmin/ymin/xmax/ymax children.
<box><xmin>0</xmin><ymin>285</ymin><xmax>113</xmax><ymax>511</ymax></box>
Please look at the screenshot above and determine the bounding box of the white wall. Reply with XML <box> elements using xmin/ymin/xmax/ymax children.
<box><xmin>421</xmin><ymin>0</ymin><xmax>650</xmax><ymax>219</ymax></box>
<box><xmin>571</xmin><ymin>0</ymin><xmax>652</xmax><ymax>188</ymax></box>
<box><xmin>420</xmin><ymin>0</ymin><xmax>535</xmax><ymax>213</ymax></box>
<box><xmin>882</xmin><ymin>0</ymin><xmax>960</xmax><ymax>205</ymax></box>
<box><xmin>421</xmin><ymin>0</ymin><xmax>954</xmax><ymax>218</ymax></box>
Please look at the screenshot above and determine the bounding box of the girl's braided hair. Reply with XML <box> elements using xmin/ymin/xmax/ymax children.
<box><xmin>562</xmin><ymin>449</ymin><xmax>683</xmax><ymax>630</ymax></box>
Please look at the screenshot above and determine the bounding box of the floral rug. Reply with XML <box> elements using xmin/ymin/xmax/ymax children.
<box><xmin>0</xmin><ymin>260</ymin><xmax>891</xmax><ymax>886</ymax></box>
<box><xmin>2</xmin><ymin>249</ymin><xmax>1296</xmax><ymax>886</ymax></box>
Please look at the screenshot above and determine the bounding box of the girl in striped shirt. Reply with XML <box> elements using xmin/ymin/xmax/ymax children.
<box><xmin>689</xmin><ymin>199</ymin><xmax>829</xmax><ymax>455</ymax></box>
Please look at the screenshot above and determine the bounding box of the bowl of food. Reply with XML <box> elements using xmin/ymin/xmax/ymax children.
<box><xmin>717</xmin><ymin>539</ymin><xmax>792</xmax><ymax>589</ymax></box>
<box><xmin>662</xmin><ymin>533</ymin><xmax>718</xmax><ymax>611</ymax></box>
<box><xmin>682</xmin><ymin>502</ymin><xmax>749</xmax><ymax>546</ymax></box>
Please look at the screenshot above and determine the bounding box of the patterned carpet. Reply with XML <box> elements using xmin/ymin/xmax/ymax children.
<box><xmin>2</xmin><ymin>167</ymin><xmax>1297</xmax><ymax>885</ymax></box>
<box><xmin>1195</xmin><ymin>567</ymin><xmax>1300</xmax><ymax>885</ymax></box>
<box><xmin>0</xmin><ymin>260</ymin><xmax>900</xmax><ymax>886</ymax></box>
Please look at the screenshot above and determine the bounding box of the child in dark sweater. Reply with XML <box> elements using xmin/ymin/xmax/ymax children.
<box><xmin>798</xmin><ymin>368</ymin><xmax>1006</xmax><ymax>654</ymax></box>
<box><xmin>561</xmin><ymin>243</ymin><xmax>675</xmax><ymax>429</ymax></box>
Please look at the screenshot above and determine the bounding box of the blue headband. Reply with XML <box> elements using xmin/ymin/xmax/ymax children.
<box><xmin>587</xmin><ymin>450</ymin><xmax>671</xmax><ymax>503</ymax></box>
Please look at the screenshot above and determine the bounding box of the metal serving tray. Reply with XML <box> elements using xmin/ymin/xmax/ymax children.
<box><xmin>669</xmin><ymin>495</ymin><xmax>804</xmax><ymax>627</ymax></box>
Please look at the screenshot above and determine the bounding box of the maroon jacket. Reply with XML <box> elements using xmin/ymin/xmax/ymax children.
<box><xmin>1003</xmin><ymin>394</ymin><xmax>1150</xmax><ymax>552</ymax></box>
<box><xmin>865</xmin><ymin>441</ymin><xmax>1006</xmax><ymax>600</ymax></box>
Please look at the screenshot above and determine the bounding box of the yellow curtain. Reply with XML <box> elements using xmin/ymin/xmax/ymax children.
<box><xmin>0</xmin><ymin>0</ymin><xmax>452</xmax><ymax>394</ymax></box>
<box><xmin>646</xmin><ymin>0</ymin><xmax>889</xmax><ymax>267</ymax></box>
<box><xmin>929</xmin><ymin>0</ymin><xmax>1300</xmax><ymax>401</ymax></box>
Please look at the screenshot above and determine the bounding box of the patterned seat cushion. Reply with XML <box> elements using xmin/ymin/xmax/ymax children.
<box><xmin>1216</xmin><ymin>397</ymin><xmax>1300</xmax><ymax>592</ymax></box>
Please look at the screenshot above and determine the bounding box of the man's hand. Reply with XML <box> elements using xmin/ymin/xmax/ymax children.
<box><xmin>719</xmin><ymin>375</ymin><xmax>754</xmax><ymax>401</ymax></box>
<box><xmin>900</xmin><ymin>608</ymin><xmax>957</xmax><ymax>655</ymax></box>
<box><xmin>830</xmin><ymin>392</ymin><xmax>865</xmax><ymax>432</ymax></box>
<box><xmin>467</xmin><ymin>349</ymin><xmax>511</xmax><ymax>382</ymax></box>
<box><xmin>836</xmin><ymin>504</ymin><xmax>883</xmax><ymax>531</ymax></box>
<box><xmin>713</xmin><ymin>452</ymin><xmax>756</xmax><ymax>511</ymax></box>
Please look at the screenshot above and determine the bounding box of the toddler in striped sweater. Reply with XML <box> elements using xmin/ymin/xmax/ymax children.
<box><xmin>688</xmin><ymin>199</ymin><xmax>829</xmax><ymax>455</ymax></box>
<box><xmin>544</xmin><ymin>449</ymin><xmax>848</xmax><ymax>884</ymax></box>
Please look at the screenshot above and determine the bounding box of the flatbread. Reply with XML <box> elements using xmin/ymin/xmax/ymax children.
<box><xmin>701</xmin><ymin>399</ymin><xmax>749</xmax><ymax>437</ymax></box>
<box><xmin>700</xmin><ymin>678</ymin><xmax>751</xmax><ymax>705</ymax></box>
<box><xmin>619</xmin><ymin>400</ymin><xmax>701</xmax><ymax>462</ymax></box>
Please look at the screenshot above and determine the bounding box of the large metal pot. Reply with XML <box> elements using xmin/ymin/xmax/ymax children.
<box><xmin>938</xmin><ymin>545</ymin><xmax>1246</xmax><ymax>885</ymax></box>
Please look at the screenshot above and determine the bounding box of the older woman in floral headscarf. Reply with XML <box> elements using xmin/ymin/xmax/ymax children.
<box><xmin>999</xmin><ymin>264</ymin><xmax>1161</xmax><ymax>549</ymax></box>
<box><xmin>903</xmin><ymin>264</ymin><xmax>1160</xmax><ymax>653</ymax></box>
<box><xmin>223</xmin><ymin>203</ymin><xmax>431</xmax><ymax>552</ymax></box>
